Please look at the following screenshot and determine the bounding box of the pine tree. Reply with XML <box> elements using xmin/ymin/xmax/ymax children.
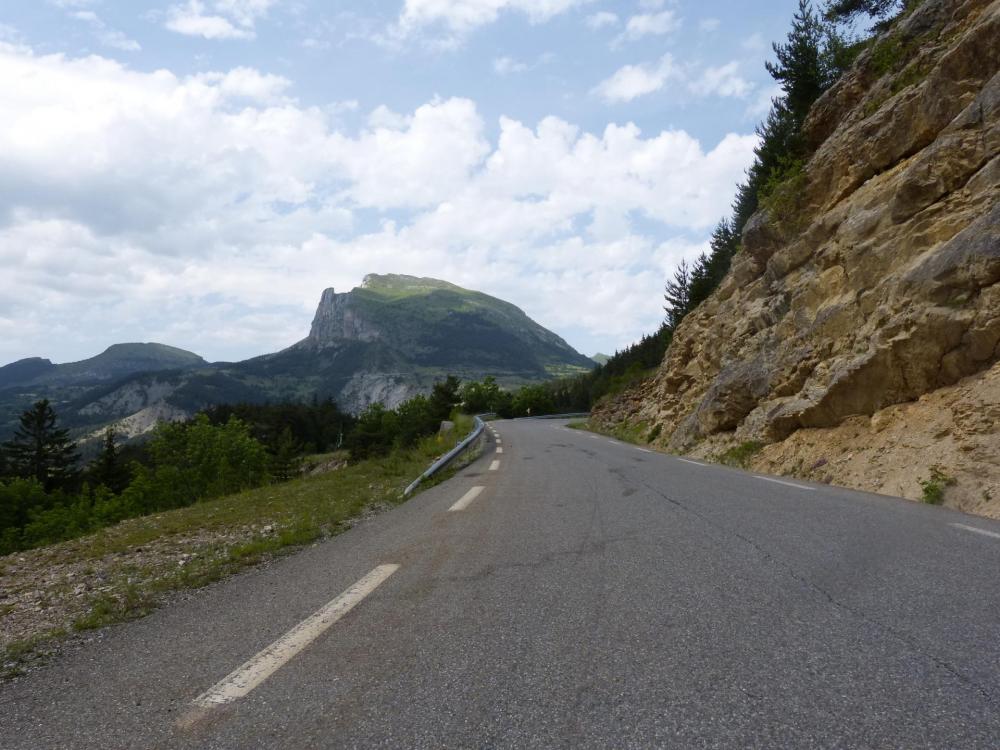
<box><xmin>663</xmin><ymin>260</ymin><xmax>692</xmax><ymax>331</ymax></box>
<box><xmin>429</xmin><ymin>375</ymin><xmax>461</xmax><ymax>423</ymax></box>
<box><xmin>90</xmin><ymin>426</ymin><xmax>131</xmax><ymax>494</ymax></box>
<box><xmin>2</xmin><ymin>400</ymin><xmax>80</xmax><ymax>492</ymax></box>
<box><xmin>270</xmin><ymin>426</ymin><xmax>301</xmax><ymax>482</ymax></box>
<box><xmin>767</xmin><ymin>1</ymin><xmax>832</xmax><ymax>130</ymax></box>
<box><xmin>824</xmin><ymin>0</ymin><xmax>902</xmax><ymax>23</ymax></box>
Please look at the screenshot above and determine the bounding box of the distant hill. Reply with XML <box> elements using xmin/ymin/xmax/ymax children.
<box><xmin>591</xmin><ymin>353</ymin><xmax>611</xmax><ymax>365</ymax></box>
<box><xmin>0</xmin><ymin>343</ymin><xmax>207</xmax><ymax>390</ymax></box>
<box><xmin>0</xmin><ymin>276</ymin><xmax>594</xmax><ymax>441</ymax></box>
<box><xmin>232</xmin><ymin>274</ymin><xmax>594</xmax><ymax>412</ymax></box>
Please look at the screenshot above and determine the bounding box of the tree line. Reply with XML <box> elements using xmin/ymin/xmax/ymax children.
<box><xmin>504</xmin><ymin>0</ymin><xmax>918</xmax><ymax>417</ymax></box>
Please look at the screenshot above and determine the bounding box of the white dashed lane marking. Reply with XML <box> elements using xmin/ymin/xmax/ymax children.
<box><xmin>755</xmin><ymin>476</ymin><xmax>817</xmax><ymax>492</ymax></box>
<box><xmin>450</xmin><ymin>486</ymin><xmax>485</xmax><ymax>512</ymax></box>
<box><xmin>489</xmin><ymin>460</ymin><xmax>501</xmax><ymax>471</ymax></box>
<box><xmin>189</xmin><ymin>564</ymin><xmax>399</xmax><ymax>709</ymax></box>
<box><xmin>951</xmin><ymin>523</ymin><xmax>1000</xmax><ymax>541</ymax></box>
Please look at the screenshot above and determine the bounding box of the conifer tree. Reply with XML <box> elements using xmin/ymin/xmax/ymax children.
<box><xmin>270</xmin><ymin>426</ymin><xmax>302</xmax><ymax>482</ymax></box>
<box><xmin>663</xmin><ymin>260</ymin><xmax>692</xmax><ymax>331</ymax></box>
<box><xmin>90</xmin><ymin>426</ymin><xmax>131</xmax><ymax>494</ymax></box>
<box><xmin>2</xmin><ymin>400</ymin><xmax>80</xmax><ymax>492</ymax></box>
<box><xmin>824</xmin><ymin>0</ymin><xmax>902</xmax><ymax>22</ymax></box>
<box><xmin>766</xmin><ymin>1</ymin><xmax>831</xmax><ymax>138</ymax></box>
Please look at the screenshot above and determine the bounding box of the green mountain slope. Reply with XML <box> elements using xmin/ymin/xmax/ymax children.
<box><xmin>0</xmin><ymin>276</ymin><xmax>594</xmax><ymax>440</ymax></box>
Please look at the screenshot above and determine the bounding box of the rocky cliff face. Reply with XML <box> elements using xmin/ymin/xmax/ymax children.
<box><xmin>594</xmin><ymin>0</ymin><xmax>1000</xmax><ymax>516</ymax></box>
<box><xmin>306</xmin><ymin>286</ymin><xmax>383</xmax><ymax>348</ymax></box>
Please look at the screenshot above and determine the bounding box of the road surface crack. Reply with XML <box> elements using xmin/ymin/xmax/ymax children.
<box><xmin>639</xmin><ymin>479</ymin><xmax>997</xmax><ymax>704</ymax></box>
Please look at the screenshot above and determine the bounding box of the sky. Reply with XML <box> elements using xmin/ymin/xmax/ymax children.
<box><xmin>0</xmin><ymin>0</ymin><xmax>803</xmax><ymax>365</ymax></box>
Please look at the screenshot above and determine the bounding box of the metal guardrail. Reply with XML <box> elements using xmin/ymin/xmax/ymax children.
<box><xmin>403</xmin><ymin>414</ymin><xmax>490</xmax><ymax>497</ymax></box>
<box><xmin>401</xmin><ymin>412</ymin><xmax>589</xmax><ymax>497</ymax></box>
<box><xmin>517</xmin><ymin>412</ymin><xmax>591</xmax><ymax>420</ymax></box>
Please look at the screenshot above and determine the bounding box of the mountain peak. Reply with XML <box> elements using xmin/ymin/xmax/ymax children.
<box><xmin>359</xmin><ymin>274</ymin><xmax>463</xmax><ymax>296</ymax></box>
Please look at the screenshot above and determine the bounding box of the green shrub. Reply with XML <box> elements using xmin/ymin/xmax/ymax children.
<box><xmin>717</xmin><ymin>441</ymin><xmax>765</xmax><ymax>469</ymax></box>
<box><xmin>920</xmin><ymin>467</ymin><xmax>955</xmax><ymax>504</ymax></box>
<box><xmin>760</xmin><ymin>159</ymin><xmax>808</xmax><ymax>234</ymax></box>
<box><xmin>120</xmin><ymin>415</ymin><xmax>270</xmax><ymax>513</ymax></box>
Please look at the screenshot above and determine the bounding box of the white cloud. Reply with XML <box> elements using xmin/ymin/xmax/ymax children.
<box><xmin>746</xmin><ymin>84</ymin><xmax>782</xmax><ymax>120</ymax></box>
<box><xmin>493</xmin><ymin>56</ymin><xmax>528</xmax><ymax>74</ymax></box>
<box><xmin>70</xmin><ymin>10</ymin><xmax>142</xmax><ymax>52</ymax></box>
<box><xmin>390</xmin><ymin>0</ymin><xmax>592</xmax><ymax>45</ymax></box>
<box><xmin>690</xmin><ymin>61</ymin><xmax>752</xmax><ymax>98</ymax></box>
<box><xmin>0</xmin><ymin>43</ymin><xmax>757</xmax><ymax>363</ymax></box>
<box><xmin>585</xmin><ymin>11</ymin><xmax>618</xmax><ymax>29</ymax></box>
<box><xmin>614</xmin><ymin>9</ymin><xmax>680</xmax><ymax>45</ymax></box>
<box><xmin>594</xmin><ymin>57</ymin><xmax>754</xmax><ymax>104</ymax></box>
<box><xmin>742</xmin><ymin>32</ymin><xmax>766</xmax><ymax>52</ymax></box>
<box><xmin>165</xmin><ymin>0</ymin><xmax>279</xmax><ymax>40</ymax></box>
<box><xmin>592</xmin><ymin>54</ymin><xmax>678</xmax><ymax>103</ymax></box>
<box><xmin>699</xmin><ymin>18</ymin><xmax>720</xmax><ymax>32</ymax></box>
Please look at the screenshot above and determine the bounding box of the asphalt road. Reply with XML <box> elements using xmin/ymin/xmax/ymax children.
<box><xmin>3</xmin><ymin>419</ymin><xmax>1000</xmax><ymax>748</ymax></box>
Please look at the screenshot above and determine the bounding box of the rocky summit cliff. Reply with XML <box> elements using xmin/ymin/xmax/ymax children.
<box><xmin>0</xmin><ymin>276</ymin><xmax>592</xmax><ymax>441</ymax></box>
<box><xmin>594</xmin><ymin>0</ymin><xmax>1000</xmax><ymax>517</ymax></box>
<box><xmin>251</xmin><ymin>274</ymin><xmax>594</xmax><ymax>411</ymax></box>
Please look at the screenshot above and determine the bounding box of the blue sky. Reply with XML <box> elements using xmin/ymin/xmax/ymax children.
<box><xmin>0</xmin><ymin>0</ymin><xmax>803</xmax><ymax>364</ymax></box>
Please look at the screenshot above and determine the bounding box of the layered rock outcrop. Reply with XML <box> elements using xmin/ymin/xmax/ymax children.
<box><xmin>594</xmin><ymin>0</ymin><xmax>1000</xmax><ymax>515</ymax></box>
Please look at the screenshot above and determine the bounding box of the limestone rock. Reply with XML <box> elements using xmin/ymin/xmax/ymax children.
<box><xmin>594</xmin><ymin>0</ymin><xmax>1000</xmax><ymax>516</ymax></box>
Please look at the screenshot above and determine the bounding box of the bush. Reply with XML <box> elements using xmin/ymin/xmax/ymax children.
<box><xmin>920</xmin><ymin>467</ymin><xmax>955</xmax><ymax>504</ymax></box>
<box><xmin>120</xmin><ymin>415</ymin><xmax>270</xmax><ymax>514</ymax></box>
<box><xmin>717</xmin><ymin>441</ymin><xmax>765</xmax><ymax>469</ymax></box>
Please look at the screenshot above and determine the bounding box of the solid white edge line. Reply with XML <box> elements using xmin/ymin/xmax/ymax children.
<box><xmin>450</xmin><ymin>486</ymin><xmax>485</xmax><ymax>512</ymax></box>
<box><xmin>677</xmin><ymin>458</ymin><xmax>704</xmax><ymax>466</ymax></box>
<box><xmin>755</xmin><ymin>476</ymin><xmax>817</xmax><ymax>492</ymax></box>
<box><xmin>489</xmin><ymin>460</ymin><xmax>501</xmax><ymax>471</ymax></box>
<box><xmin>637</xmin><ymin>448</ymin><xmax>653</xmax><ymax>454</ymax></box>
<box><xmin>191</xmin><ymin>564</ymin><xmax>400</xmax><ymax>707</ymax></box>
<box><xmin>951</xmin><ymin>523</ymin><xmax>1000</xmax><ymax>541</ymax></box>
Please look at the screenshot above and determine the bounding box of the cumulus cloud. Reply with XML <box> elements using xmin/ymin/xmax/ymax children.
<box><xmin>165</xmin><ymin>0</ymin><xmax>279</xmax><ymax>40</ymax></box>
<box><xmin>614</xmin><ymin>9</ymin><xmax>681</xmax><ymax>45</ymax></box>
<box><xmin>595</xmin><ymin>56</ymin><xmax>754</xmax><ymax>104</ymax></box>
<box><xmin>585</xmin><ymin>11</ymin><xmax>618</xmax><ymax>29</ymax></box>
<box><xmin>493</xmin><ymin>56</ymin><xmax>528</xmax><ymax>74</ymax></box>
<box><xmin>0</xmin><ymin>43</ymin><xmax>757</xmax><ymax>363</ymax></box>
<box><xmin>70</xmin><ymin>10</ymin><xmax>142</xmax><ymax>52</ymax></box>
<box><xmin>389</xmin><ymin>0</ymin><xmax>592</xmax><ymax>45</ymax></box>
<box><xmin>592</xmin><ymin>54</ymin><xmax>679</xmax><ymax>103</ymax></box>
<box><xmin>689</xmin><ymin>61</ymin><xmax>753</xmax><ymax>98</ymax></box>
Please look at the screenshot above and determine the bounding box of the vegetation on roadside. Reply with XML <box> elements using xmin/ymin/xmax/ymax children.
<box><xmin>483</xmin><ymin>1</ymin><xmax>917</xmax><ymax>421</ymax></box>
<box><xmin>0</xmin><ymin>377</ymin><xmax>466</xmax><ymax>555</ymax></box>
<box><xmin>717</xmin><ymin>441</ymin><xmax>766</xmax><ymax>469</ymax></box>
<box><xmin>920</xmin><ymin>466</ymin><xmax>956</xmax><ymax>504</ymax></box>
<box><xmin>1</xmin><ymin>413</ymin><xmax>475</xmax><ymax>676</ymax></box>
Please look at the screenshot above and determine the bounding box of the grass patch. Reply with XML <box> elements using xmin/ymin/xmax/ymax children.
<box><xmin>606</xmin><ymin>420</ymin><xmax>651</xmax><ymax>446</ymax></box>
<box><xmin>920</xmin><ymin>466</ymin><xmax>955</xmax><ymax>505</ymax></box>
<box><xmin>759</xmin><ymin>159</ymin><xmax>808</xmax><ymax>235</ymax></box>
<box><xmin>1</xmin><ymin>628</ymin><xmax>67</xmax><ymax>679</ymax></box>
<box><xmin>646</xmin><ymin>424</ymin><xmax>663</xmax><ymax>443</ymax></box>
<box><xmin>2</xmin><ymin>415</ymin><xmax>477</xmax><ymax>676</ymax></box>
<box><xmin>716</xmin><ymin>441</ymin><xmax>765</xmax><ymax>469</ymax></box>
<box><xmin>569</xmin><ymin>419</ymin><xmax>651</xmax><ymax>446</ymax></box>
